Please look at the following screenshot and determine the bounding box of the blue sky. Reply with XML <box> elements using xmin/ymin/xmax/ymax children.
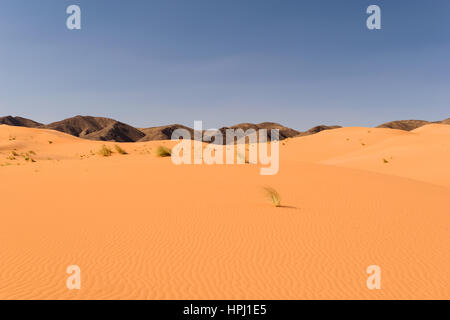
<box><xmin>0</xmin><ymin>0</ymin><xmax>449</xmax><ymax>130</ymax></box>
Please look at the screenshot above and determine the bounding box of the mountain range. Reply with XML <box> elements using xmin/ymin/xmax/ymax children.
<box><xmin>1</xmin><ymin>115</ymin><xmax>449</xmax><ymax>143</ymax></box>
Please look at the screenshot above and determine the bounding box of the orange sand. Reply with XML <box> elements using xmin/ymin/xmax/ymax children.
<box><xmin>0</xmin><ymin>124</ymin><xmax>449</xmax><ymax>299</ymax></box>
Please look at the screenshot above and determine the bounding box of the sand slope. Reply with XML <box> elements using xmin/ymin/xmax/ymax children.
<box><xmin>0</xmin><ymin>124</ymin><xmax>449</xmax><ymax>299</ymax></box>
<box><xmin>319</xmin><ymin>124</ymin><xmax>450</xmax><ymax>187</ymax></box>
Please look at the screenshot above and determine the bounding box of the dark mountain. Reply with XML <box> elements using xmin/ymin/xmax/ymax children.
<box><xmin>232</xmin><ymin>122</ymin><xmax>301</xmax><ymax>140</ymax></box>
<box><xmin>297</xmin><ymin>125</ymin><xmax>342</xmax><ymax>137</ymax></box>
<box><xmin>376</xmin><ymin>120</ymin><xmax>430</xmax><ymax>131</ymax></box>
<box><xmin>0</xmin><ymin>116</ymin><xmax>43</xmax><ymax>128</ymax></box>
<box><xmin>44</xmin><ymin>116</ymin><xmax>145</xmax><ymax>142</ymax></box>
<box><xmin>139</xmin><ymin>124</ymin><xmax>194</xmax><ymax>142</ymax></box>
<box><xmin>204</xmin><ymin>122</ymin><xmax>301</xmax><ymax>144</ymax></box>
<box><xmin>3</xmin><ymin>114</ymin><xmax>447</xmax><ymax>143</ymax></box>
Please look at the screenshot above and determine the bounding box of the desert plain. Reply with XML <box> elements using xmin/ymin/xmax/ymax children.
<box><xmin>0</xmin><ymin>123</ymin><xmax>449</xmax><ymax>299</ymax></box>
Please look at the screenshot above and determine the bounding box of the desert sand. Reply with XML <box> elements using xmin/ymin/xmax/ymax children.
<box><xmin>0</xmin><ymin>124</ymin><xmax>449</xmax><ymax>299</ymax></box>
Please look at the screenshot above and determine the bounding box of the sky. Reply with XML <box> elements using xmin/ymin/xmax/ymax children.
<box><xmin>0</xmin><ymin>0</ymin><xmax>449</xmax><ymax>130</ymax></box>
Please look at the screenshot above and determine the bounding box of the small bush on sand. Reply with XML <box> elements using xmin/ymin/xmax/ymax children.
<box><xmin>48</xmin><ymin>141</ymin><xmax>53</xmax><ymax>144</ymax></box>
<box><xmin>382</xmin><ymin>158</ymin><xmax>389</xmax><ymax>164</ymax></box>
<box><xmin>114</xmin><ymin>145</ymin><xmax>128</xmax><ymax>155</ymax></box>
<box><xmin>98</xmin><ymin>145</ymin><xmax>113</xmax><ymax>157</ymax></box>
<box><xmin>263</xmin><ymin>186</ymin><xmax>281</xmax><ymax>207</ymax></box>
<box><xmin>156</xmin><ymin>146</ymin><xmax>172</xmax><ymax>157</ymax></box>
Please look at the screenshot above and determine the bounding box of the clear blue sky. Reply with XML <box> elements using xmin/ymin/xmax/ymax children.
<box><xmin>0</xmin><ymin>0</ymin><xmax>449</xmax><ymax>130</ymax></box>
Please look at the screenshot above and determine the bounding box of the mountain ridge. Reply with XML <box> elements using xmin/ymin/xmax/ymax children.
<box><xmin>1</xmin><ymin>115</ymin><xmax>448</xmax><ymax>142</ymax></box>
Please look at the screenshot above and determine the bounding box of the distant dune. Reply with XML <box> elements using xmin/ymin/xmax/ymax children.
<box><xmin>0</xmin><ymin>123</ymin><xmax>449</xmax><ymax>299</ymax></box>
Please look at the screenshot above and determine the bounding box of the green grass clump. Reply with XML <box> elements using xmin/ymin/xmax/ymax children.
<box><xmin>98</xmin><ymin>145</ymin><xmax>113</xmax><ymax>157</ymax></box>
<box><xmin>156</xmin><ymin>146</ymin><xmax>172</xmax><ymax>157</ymax></box>
<box><xmin>114</xmin><ymin>145</ymin><xmax>128</xmax><ymax>155</ymax></box>
<box><xmin>263</xmin><ymin>186</ymin><xmax>281</xmax><ymax>207</ymax></box>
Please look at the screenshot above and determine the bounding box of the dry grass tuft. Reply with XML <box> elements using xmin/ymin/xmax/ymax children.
<box><xmin>156</xmin><ymin>146</ymin><xmax>172</xmax><ymax>157</ymax></box>
<box><xmin>263</xmin><ymin>186</ymin><xmax>281</xmax><ymax>207</ymax></box>
<box><xmin>98</xmin><ymin>145</ymin><xmax>113</xmax><ymax>157</ymax></box>
<box><xmin>114</xmin><ymin>145</ymin><xmax>128</xmax><ymax>155</ymax></box>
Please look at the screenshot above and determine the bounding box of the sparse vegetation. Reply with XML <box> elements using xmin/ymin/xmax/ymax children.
<box><xmin>114</xmin><ymin>145</ymin><xmax>128</xmax><ymax>155</ymax></box>
<box><xmin>156</xmin><ymin>146</ymin><xmax>172</xmax><ymax>157</ymax></box>
<box><xmin>48</xmin><ymin>141</ymin><xmax>53</xmax><ymax>144</ymax></box>
<box><xmin>28</xmin><ymin>150</ymin><xmax>36</xmax><ymax>155</ymax></box>
<box><xmin>263</xmin><ymin>186</ymin><xmax>281</xmax><ymax>207</ymax></box>
<box><xmin>12</xmin><ymin>151</ymin><xmax>19</xmax><ymax>157</ymax></box>
<box><xmin>8</xmin><ymin>136</ymin><xmax>16</xmax><ymax>141</ymax></box>
<box><xmin>98</xmin><ymin>145</ymin><xmax>113</xmax><ymax>157</ymax></box>
<box><xmin>383</xmin><ymin>158</ymin><xmax>389</xmax><ymax>164</ymax></box>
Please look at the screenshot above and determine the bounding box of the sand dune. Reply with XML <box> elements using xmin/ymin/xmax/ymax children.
<box><xmin>0</xmin><ymin>124</ymin><xmax>448</xmax><ymax>299</ymax></box>
<box><xmin>320</xmin><ymin>124</ymin><xmax>450</xmax><ymax>187</ymax></box>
